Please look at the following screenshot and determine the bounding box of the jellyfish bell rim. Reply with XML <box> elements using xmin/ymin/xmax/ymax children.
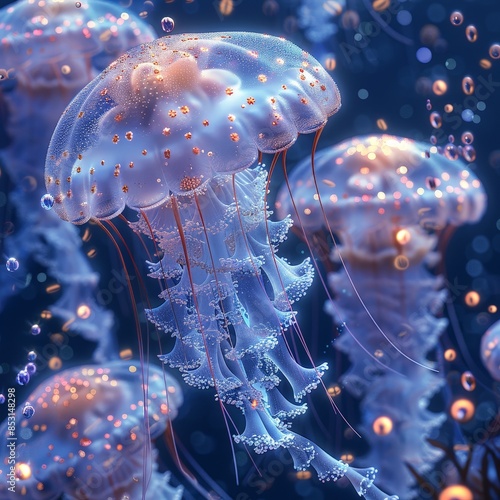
<box><xmin>277</xmin><ymin>134</ymin><xmax>486</xmax><ymax>234</ymax></box>
<box><xmin>45</xmin><ymin>30</ymin><xmax>341</xmax><ymax>225</ymax></box>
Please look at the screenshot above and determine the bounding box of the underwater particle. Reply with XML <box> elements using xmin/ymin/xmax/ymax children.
<box><xmin>324</xmin><ymin>54</ymin><xmax>336</xmax><ymax>71</ymax></box>
<box><xmin>27</xmin><ymin>351</ymin><xmax>37</xmax><ymax>362</ymax></box>
<box><xmin>430</xmin><ymin>111</ymin><xmax>442</xmax><ymax>128</ymax></box>
<box><xmin>450</xmin><ymin>399</ymin><xmax>475</xmax><ymax>423</ymax></box>
<box><xmin>5</xmin><ymin>257</ymin><xmax>19</xmax><ymax>272</ymax></box>
<box><xmin>30</xmin><ymin>324</ymin><xmax>41</xmax><ymax>336</ymax></box>
<box><xmin>480</xmin><ymin>58</ymin><xmax>492</xmax><ymax>69</ymax></box>
<box><xmin>372</xmin><ymin>0</ymin><xmax>390</xmax><ymax>12</ymax></box>
<box><xmin>462</xmin><ymin>145</ymin><xmax>476</xmax><ymax>162</ymax></box>
<box><xmin>161</xmin><ymin>16</ymin><xmax>175</xmax><ymax>33</ymax></box>
<box><xmin>416</xmin><ymin>47</ymin><xmax>432</xmax><ymax>63</ymax></box>
<box><xmin>372</xmin><ymin>416</ymin><xmax>393</xmax><ymax>436</ymax></box>
<box><xmin>444</xmin><ymin>143</ymin><xmax>459</xmax><ymax>161</ymax></box>
<box><xmin>75</xmin><ymin>1</ymin><xmax>81</xmax><ymax>7</ymax></box>
<box><xmin>450</xmin><ymin>11</ymin><xmax>464</xmax><ymax>26</ymax></box>
<box><xmin>432</xmin><ymin>80</ymin><xmax>447</xmax><ymax>95</ymax></box>
<box><xmin>460</xmin><ymin>371</ymin><xmax>476</xmax><ymax>391</ymax></box>
<box><xmin>462</xmin><ymin>76</ymin><xmax>475</xmax><ymax>95</ymax></box>
<box><xmin>376</xmin><ymin>118</ymin><xmax>388</xmax><ymax>130</ymax></box>
<box><xmin>444</xmin><ymin>349</ymin><xmax>457</xmax><ymax>361</ymax></box>
<box><xmin>328</xmin><ymin>385</ymin><xmax>342</xmax><ymax>396</ymax></box>
<box><xmin>15</xmin><ymin>463</ymin><xmax>31</xmax><ymax>480</ymax></box>
<box><xmin>22</xmin><ymin>403</ymin><xmax>35</xmax><ymax>419</ymax></box>
<box><xmin>489</xmin><ymin>43</ymin><xmax>500</xmax><ymax>59</ymax></box>
<box><xmin>48</xmin><ymin>356</ymin><xmax>62</xmax><ymax>370</ymax></box>
<box><xmin>219</xmin><ymin>0</ymin><xmax>234</xmax><ymax>16</ymax></box>
<box><xmin>465</xmin><ymin>25</ymin><xmax>477</xmax><ymax>42</ymax></box>
<box><xmin>438</xmin><ymin>485</ymin><xmax>473</xmax><ymax>500</ymax></box>
<box><xmin>76</xmin><ymin>304</ymin><xmax>91</xmax><ymax>319</ymax></box>
<box><xmin>40</xmin><ymin>193</ymin><xmax>55</xmax><ymax>210</ymax></box>
<box><xmin>462</xmin><ymin>109</ymin><xmax>474</xmax><ymax>122</ymax></box>
<box><xmin>0</xmin><ymin>394</ymin><xmax>5</xmax><ymax>404</ymax></box>
<box><xmin>461</xmin><ymin>132</ymin><xmax>474</xmax><ymax>145</ymax></box>
<box><xmin>465</xmin><ymin>290</ymin><xmax>480</xmax><ymax>306</ymax></box>
<box><xmin>26</xmin><ymin>363</ymin><xmax>36</xmax><ymax>375</ymax></box>
<box><xmin>16</xmin><ymin>370</ymin><xmax>30</xmax><ymax>386</ymax></box>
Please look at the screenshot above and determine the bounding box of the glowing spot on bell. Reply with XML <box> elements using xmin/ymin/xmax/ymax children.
<box><xmin>15</xmin><ymin>463</ymin><xmax>32</xmax><ymax>480</ymax></box>
<box><xmin>395</xmin><ymin>229</ymin><xmax>411</xmax><ymax>245</ymax></box>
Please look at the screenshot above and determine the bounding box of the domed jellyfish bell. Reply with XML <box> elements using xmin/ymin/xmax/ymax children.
<box><xmin>0</xmin><ymin>0</ymin><xmax>156</xmax><ymax>360</ymax></box>
<box><xmin>275</xmin><ymin>134</ymin><xmax>486</xmax><ymax>497</ymax></box>
<box><xmin>481</xmin><ymin>320</ymin><xmax>500</xmax><ymax>381</ymax></box>
<box><xmin>0</xmin><ymin>360</ymin><xmax>183</xmax><ymax>499</ymax></box>
<box><xmin>44</xmin><ymin>33</ymin><xmax>399</xmax><ymax>499</ymax></box>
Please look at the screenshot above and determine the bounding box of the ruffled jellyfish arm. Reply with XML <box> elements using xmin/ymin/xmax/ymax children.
<box><xmin>45</xmin><ymin>34</ymin><xmax>398</xmax><ymax>498</ymax></box>
<box><xmin>276</xmin><ymin>134</ymin><xmax>486</xmax><ymax>498</ymax></box>
<box><xmin>0</xmin><ymin>0</ymin><xmax>156</xmax><ymax>360</ymax></box>
<box><xmin>0</xmin><ymin>361</ymin><xmax>183</xmax><ymax>499</ymax></box>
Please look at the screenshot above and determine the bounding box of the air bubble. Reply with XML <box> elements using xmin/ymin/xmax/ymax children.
<box><xmin>161</xmin><ymin>17</ymin><xmax>175</xmax><ymax>33</ymax></box>
<box><xmin>450</xmin><ymin>11</ymin><xmax>463</xmax><ymax>26</ymax></box>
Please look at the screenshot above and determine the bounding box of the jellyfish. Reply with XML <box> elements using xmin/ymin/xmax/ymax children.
<box><xmin>43</xmin><ymin>33</ymin><xmax>399</xmax><ymax>499</ymax></box>
<box><xmin>0</xmin><ymin>0</ymin><xmax>156</xmax><ymax>361</ymax></box>
<box><xmin>481</xmin><ymin>320</ymin><xmax>500</xmax><ymax>381</ymax></box>
<box><xmin>0</xmin><ymin>360</ymin><xmax>183</xmax><ymax>499</ymax></box>
<box><xmin>276</xmin><ymin>134</ymin><xmax>487</xmax><ymax>497</ymax></box>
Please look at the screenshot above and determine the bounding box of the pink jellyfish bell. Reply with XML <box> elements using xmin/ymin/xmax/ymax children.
<box><xmin>0</xmin><ymin>361</ymin><xmax>183</xmax><ymax>499</ymax></box>
<box><xmin>45</xmin><ymin>33</ymin><xmax>398</xmax><ymax>499</ymax></box>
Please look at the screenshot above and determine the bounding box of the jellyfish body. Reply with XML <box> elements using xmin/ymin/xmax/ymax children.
<box><xmin>276</xmin><ymin>134</ymin><xmax>487</xmax><ymax>498</ymax></box>
<box><xmin>481</xmin><ymin>320</ymin><xmax>500</xmax><ymax>381</ymax></box>
<box><xmin>0</xmin><ymin>0</ymin><xmax>156</xmax><ymax>360</ymax></box>
<box><xmin>44</xmin><ymin>33</ymin><xmax>399</xmax><ymax>498</ymax></box>
<box><xmin>0</xmin><ymin>360</ymin><xmax>183</xmax><ymax>499</ymax></box>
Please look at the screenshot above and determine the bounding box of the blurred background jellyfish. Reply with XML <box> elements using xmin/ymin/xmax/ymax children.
<box><xmin>0</xmin><ymin>360</ymin><xmax>183</xmax><ymax>499</ymax></box>
<box><xmin>0</xmin><ymin>0</ymin><xmax>156</xmax><ymax>361</ymax></box>
<box><xmin>481</xmin><ymin>320</ymin><xmax>500</xmax><ymax>382</ymax></box>
<box><xmin>44</xmin><ymin>32</ymin><xmax>400</xmax><ymax>499</ymax></box>
<box><xmin>276</xmin><ymin>134</ymin><xmax>487</xmax><ymax>497</ymax></box>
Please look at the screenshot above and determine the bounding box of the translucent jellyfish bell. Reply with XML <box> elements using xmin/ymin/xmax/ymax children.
<box><xmin>0</xmin><ymin>0</ymin><xmax>156</xmax><ymax>91</ymax></box>
<box><xmin>0</xmin><ymin>361</ymin><xmax>183</xmax><ymax>499</ymax></box>
<box><xmin>44</xmin><ymin>32</ymin><xmax>341</xmax><ymax>223</ymax></box>
<box><xmin>277</xmin><ymin>134</ymin><xmax>486</xmax><ymax>252</ymax></box>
